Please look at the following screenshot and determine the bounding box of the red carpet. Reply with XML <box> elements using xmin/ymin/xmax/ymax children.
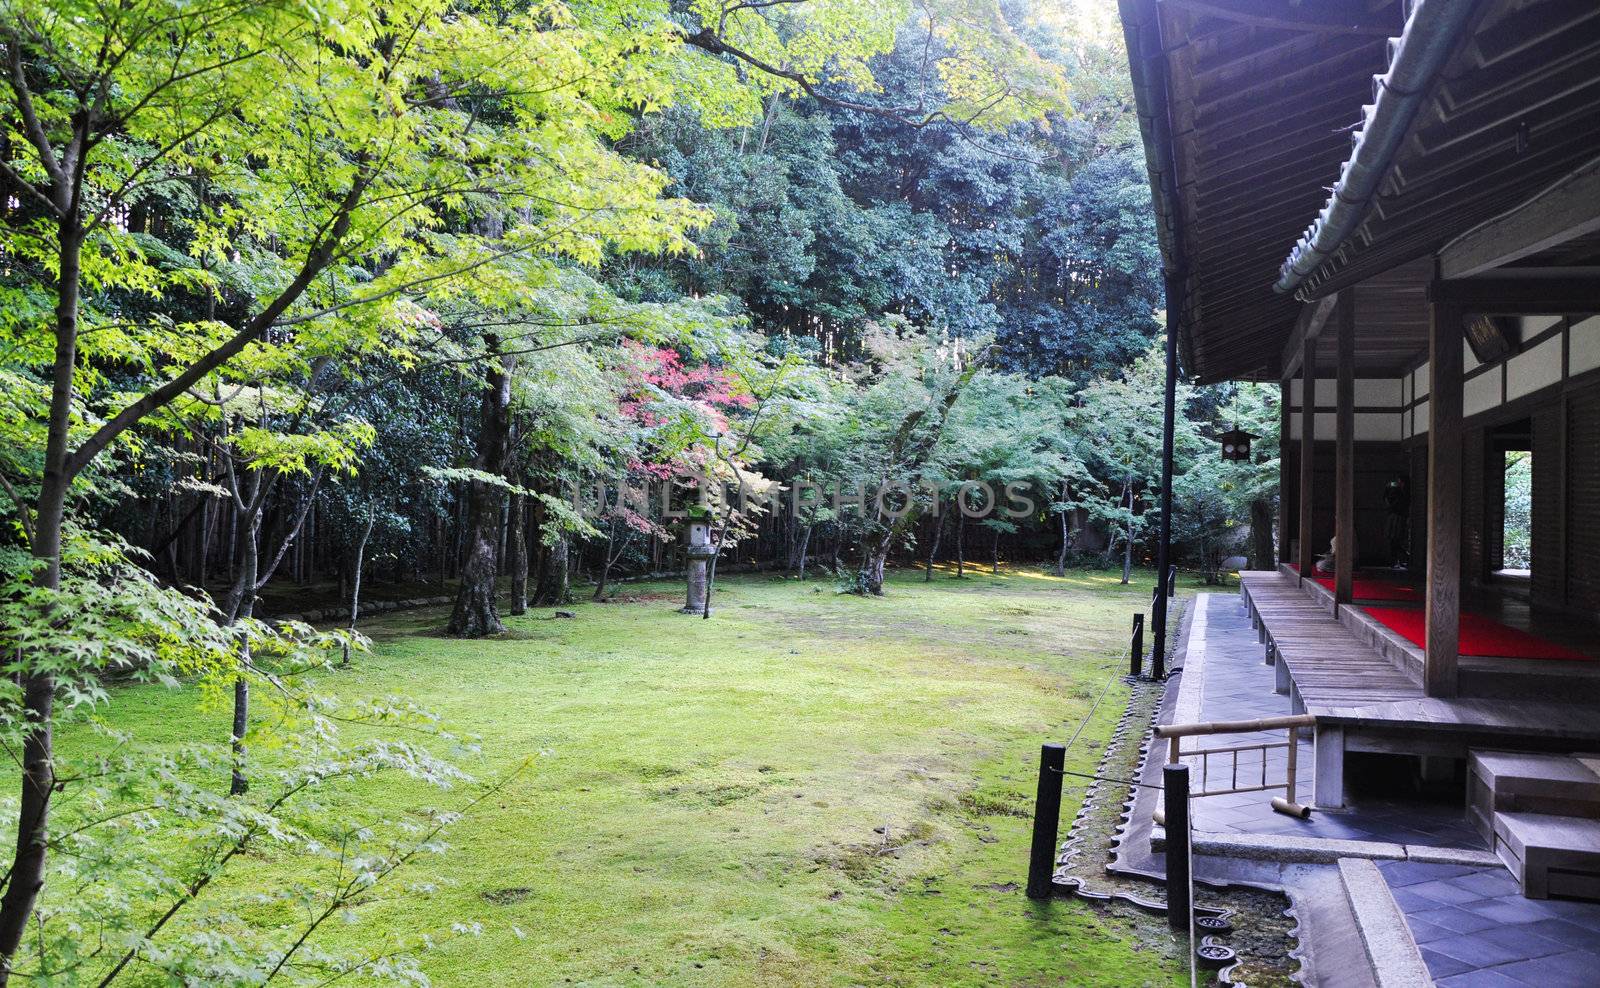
<box><xmin>1361</xmin><ymin>606</ymin><xmax>1592</xmax><ymax>661</ymax></box>
<box><xmin>1311</xmin><ymin>576</ymin><xmax>1419</xmax><ymax>602</ymax></box>
<box><xmin>1285</xmin><ymin>564</ymin><xmax>1420</xmax><ymax>601</ymax></box>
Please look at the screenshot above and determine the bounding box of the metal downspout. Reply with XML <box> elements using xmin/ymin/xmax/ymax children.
<box><xmin>1119</xmin><ymin>0</ymin><xmax>1186</xmax><ymax>676</ymax></box>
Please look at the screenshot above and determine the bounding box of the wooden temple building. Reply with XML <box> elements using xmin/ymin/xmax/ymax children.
<box><xmin>1119</xmin><ymin>0</ymin><xmax>1600</xmax><ymax>893</ymax></box>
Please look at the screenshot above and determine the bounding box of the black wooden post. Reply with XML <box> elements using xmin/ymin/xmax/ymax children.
<box><xmin>1130</xmin><ymin>613</ymin><xmax>1145</xmax><ymax>677</ymax></box>
<box><xmin>1151</xmin><ymin>560</ymin><xmax>1171</xmax><ymax>677</ymax></box>
<box><xmin>1151</xmin><ymin>273</ymin><xmax>1181</xmax><ymax>680</ymax></box>
<box><xmin>1163</xmin><ymin>762</ymin><xmax>1191</xmax><ymax>931</ymax></box>
<box><xmin>1026</xmin><ymin>742</ymin><xmax>1066</xmax><ymax>899</ymax></box>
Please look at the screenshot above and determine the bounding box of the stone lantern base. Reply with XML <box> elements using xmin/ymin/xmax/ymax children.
<box><xmin>682</xmin><ymin>544</ymin><xmax>716</xmax><ymax>615</ymax></box>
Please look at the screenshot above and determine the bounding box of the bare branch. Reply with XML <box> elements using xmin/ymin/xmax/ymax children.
<box><xmin>683</xmin><ymin>28</ymin><xmax>950</xmax><ymax>130</ymax></box>
<box><xmin>3</xmin><ymin>35</ymin><xmax>69</xmax><ymax>199</ymax></box>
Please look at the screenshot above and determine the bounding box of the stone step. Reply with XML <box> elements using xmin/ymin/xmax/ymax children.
<box><xmin>1336</xmin><ymin>857</ymin><xmax>1434</xmax><ymax>987</ymax></box>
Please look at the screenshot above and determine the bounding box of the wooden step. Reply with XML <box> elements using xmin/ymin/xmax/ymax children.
<box><xmin>1468</xmin><ymin>750</ymin><xmax>1600</xmax><ymax>843</ymax></box>
<box><xmin>1493</xmin><ymin>811</ymin><xmax>1600</xmax><ymax>900</ymax></box>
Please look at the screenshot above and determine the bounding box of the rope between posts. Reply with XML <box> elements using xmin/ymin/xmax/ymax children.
<box><xmin>1054</xmin><ymin>676</ymin><xmax>1200</xmax><ymax>984</ymax></box>
<box><xmin>1049</xmin><ymin>670</ymin><xmax>1159</xmax><ymax>791</ymax></box>
<box><xmin>1062</xmin><ymin>669</ymin><xmax>1122</xmax><ymax>755</ymax></box>
<box><xmin>1051</xmin><ymin>766</ymin><xmax>1162</xmax><ymax>791</ymax></box>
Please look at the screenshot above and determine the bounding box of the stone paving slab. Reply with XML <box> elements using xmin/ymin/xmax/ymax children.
<box><xmin>1379</xmin><ymin>858</ymin><xmax>1600</xmax><ymax>987</ymax></box>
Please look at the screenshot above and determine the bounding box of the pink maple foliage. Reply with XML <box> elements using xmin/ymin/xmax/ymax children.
<box><xmin>603</xmin><ymin>342</ymin><xmax>754</xmax><ymax>537</ymax></box>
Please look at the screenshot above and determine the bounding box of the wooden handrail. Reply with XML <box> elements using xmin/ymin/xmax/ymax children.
<box><xmin>1155</xmin><ymin>714</ymin><xmax>1315</xmax><ymax>739</ymax></box>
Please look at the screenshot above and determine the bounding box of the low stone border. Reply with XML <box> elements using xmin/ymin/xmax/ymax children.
<box><xmin>1336</xmin><ymin>859</ymin><xmax>1433</xmax><ymax>988</ymax></box>
<box><xmin>1080</xmin><ymin>598</ymin><xmax>1310</xmax><ymax>986</ymax></box>
<box><xmin>1149</xmin><ymin>829</ymin><xmax>1503</xmax><ymax>868</ymax></box>
<box><xmin>274</xmin><ymin>595</ymin><xmax>454</xmax><ymax>624</ymax></box>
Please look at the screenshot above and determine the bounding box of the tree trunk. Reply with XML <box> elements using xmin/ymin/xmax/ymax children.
<box><xmin>924</xmin><ymin>512</ymin><xmax>944</xmax><ymax>581</ymax></box>
<box><xmin>343</xmin><ymin>511</ymin><xmax>375</xmax><ymax>666</ymax></box>
<box><xmin>255</xmin><ymin>467</ymin><xmax>323</xmax><ymax>590</ymax></box>
<box><xmin>992</xmin><ymin>526</ymin><xmax>1000</xmax><ymax>574</ymax></box>
<box><xmin>507</xmin><ymin>494</ymin><xmax>528</xmax><ymax>615</ymax></box>
<box><xmin>1122</xmin><ymin>518</ymin><xmax>1134</xmax><ymax>585</ymax></box>
<box><xmin>534</xmin><ymin>537</ymin><xmax>570</xmax><ymax>606</ymax></box>
<box><xmin>1120</xmin><ymin>477</ymin><xmax>1134</xmax><ymax>585</ymax></box>
<box><xmin>792</xmin><ymin>523</ymin><xmax>813</xmax><ymax>578</ymax></box>
<box><xmin>594</xmin><ymin>534</ymin><xmax>615</xmax><ymax>601</ymax></box>
<box><xmin>1054</xmin><ymin>482</ymin><xmax>1071</xmax><ymax>577</ymax></box>
<box><xmin>1250</xmin><ymin>497</ymin><xmax>1275</xmax><ymax>571</ymax></box>
<box><xmin>449</xmin><ymin>346</ymin><xmax>512</xmax><ymax>637</ymax></box>
<box><xmin>860</xmin><ymin>539</ymin><xmax>890</xmax><ymax>595</ymax></box>
<box><xmin>223</xmin><ymin>473</ymin><xmax>264</xmax><ymax>797</ymax></box>
<box><xmin>956</xmin><ymin>514</ymin><xmax>965</xmax><ymax>577</ymax></box>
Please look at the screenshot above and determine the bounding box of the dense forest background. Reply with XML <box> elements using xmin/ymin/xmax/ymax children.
<box><xmin>34</xmin><ymin>0</ymin><xmax>1273</xmax><ymax>630</ymax></box>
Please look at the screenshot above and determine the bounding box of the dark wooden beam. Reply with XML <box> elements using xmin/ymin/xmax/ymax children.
<box><xmin>1298</xmin><ymin>336</ymin><xmax>1317</xmax><ymax>582</ymax></box>
<box><xmin>1440</xmin><ymin>165</ymin><xmax>1600</xmax><ymax>279</ymax></box>
<box><xmin>1281</xmin><ymin>295</ymin><xmax>1339</xmax><ymax>380</ymax></box>
<box><xmin>1430</xmin><ymin>274</ymin><xmax>1600</xmax><ymax>313</ymax></box>
<box><xmin>1425</xmin><ymin>294</ymin><xmax>1463</xmax><ymax>698</ymax></box>
<box><xmin>1335</xmin><ymin>294</ymin><xmax>1355</xmax><ymax>606</ymax></box>
<box><xmin>1162</xmin><ymin>0</ymin><xmax>1397</xmax><ymax>37</ymax></box>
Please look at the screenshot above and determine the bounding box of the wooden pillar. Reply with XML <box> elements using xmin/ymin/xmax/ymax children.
<box><xmin>1313</xmin><ymin>724</ymin><xmax>1345</xmax><ymax>809</ymax></box>
<box><xmin>1335</xmin><ymin>294</ymin><xmax>1356</xmax><ymax>606</ymax></box>
<box><xmin>1297</xmin><ymin>338</ymin><xmax>1317</xmax><ymax>580</ymax></box>
<box><xmin>1279</xmin><ymin>380</ymin><xmax>1292</xmax><ymax>566</ymax></box>
<box><xmin>1425</xmin><ymin>295</ymin><xmax>1463</xmax><ymax>697</ymax></box>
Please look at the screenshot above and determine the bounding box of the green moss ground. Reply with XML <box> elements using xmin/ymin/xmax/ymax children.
<box><xmin>88</xmin><ymin>567</ymin><xmax>1191</xmax><ymax>986</ymax></box>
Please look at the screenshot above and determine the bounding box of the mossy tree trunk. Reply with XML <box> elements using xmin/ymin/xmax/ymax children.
<box><xmin>507</xmin><ymin>494</ymin><xmax>528</xmax><ymax>615</ymax></box>
<box><xmin>449</xmin><ymin>341</ymin><xmax>512</xmax><ymax>637</ymax></box>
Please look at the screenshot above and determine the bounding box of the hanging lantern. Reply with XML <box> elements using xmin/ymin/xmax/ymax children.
<box><xmin>1216</xmin><ymin>424</ymin><xmax>1259</xmax><ymax>462</ymax></box>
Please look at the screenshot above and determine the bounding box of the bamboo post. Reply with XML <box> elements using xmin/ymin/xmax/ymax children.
<box><xmin>1271</xmin><ymin>725</ymin><xmax>1311</xmax><ymax>818</ymax></box>
<box><xmin>1285</xmin><ymin>726</ymin><xmax>1298</xmax><ymax>803</ymax></box>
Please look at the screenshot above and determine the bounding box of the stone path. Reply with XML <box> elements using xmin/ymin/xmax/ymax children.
<box><xmin>1177</xmin><ymin>593</ymin><xmax>1481</xmax><ymax>848</ymax></box>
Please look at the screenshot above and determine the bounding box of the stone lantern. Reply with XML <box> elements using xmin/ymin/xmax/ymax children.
<box><xmin>682</xmin><ymin>506</ymin><xmax>716</xmax><ymax>615</ymax></box>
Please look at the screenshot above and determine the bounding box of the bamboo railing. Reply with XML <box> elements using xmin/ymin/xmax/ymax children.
<box><xmin>1153</xmin><ymin>714</ymin><xmax>1317</xmax><ymax>820</ymax></box>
